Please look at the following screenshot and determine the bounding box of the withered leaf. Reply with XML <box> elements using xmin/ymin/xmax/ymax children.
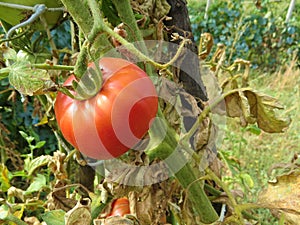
<box><xmin>156</xmin><ymin>77</ymin><xmax>200</xmax><ymax>134</ymax></box>
<box><xmin>258</xmin><ymin>170</ymin><xmax>300</xmax><ymax>223</ymax></box>
<box><xmin>244</xmin><ymin>90</ymin><xmax>291</xmax><ymax>133</ymax></box>
<box><xmin>224</xmin><ymin>88</ymin><xmax>291</xmax><ymax>133</ymax></box>
<box><xmin>47</xmin><ymin>180</ymin><xmax>77</xmax><ymax>211</ymax></box>
<box><xmin>65</xmin><ymin>199</ymin><xmax>91</xmax><ymax>225</ymax></box>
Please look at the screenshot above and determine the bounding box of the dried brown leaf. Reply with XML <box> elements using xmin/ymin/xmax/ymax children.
<box><xmin>46</xmin><ymin>180</ymin><xmax>77</xmax><ymax>211</ymax></box>
<box><xmin>157</xmin><ymin>77</ymin><xmax>200</xmax><ymax>133</ymax></box>
<box><xmin>127</xmin><ymin>182</ymin><xmax>170</xmax><ymax>225</ymax></box>
<box><xmin>65</xmin><ymin>199</ymin><xmax>91</xmax><ymax>225</ymax></box>
<box><xmin>224</xmin><ymin>88</ymin><xmax>291</xmax><ymax>133</ymax></box>
<box><xmin>258</xmin><ymin>170</ymin><xmax>300</xmax><ymax>222</ymax></box>
<box><xmin>48</xmin><ymin>151</ymin><xmax>68</xmax><ymax>180</ymax></box>
<box><xmin>244</xmin><ymin>90</ymin><xmax>291</xmax><ymax>133</ymax></box>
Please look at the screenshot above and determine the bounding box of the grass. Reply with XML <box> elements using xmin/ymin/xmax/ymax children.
<box><xmin>220</xmin><ymin>59</ymin><xmax>300</xmax><ymax>224</ymax></box>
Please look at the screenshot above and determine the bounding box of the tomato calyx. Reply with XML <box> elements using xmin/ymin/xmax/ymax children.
<box><xmin>59</xmin><ymin>62</ymin><xmax>103</xmax><ymax>101</ymax></box>
<box><xmin>72</xmin><ymin>63</ymin><xmax>103</xmax><ymax>100</ymax></box>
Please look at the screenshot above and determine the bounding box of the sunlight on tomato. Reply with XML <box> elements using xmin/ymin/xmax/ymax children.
<box><xmin>54</xmin><ymin>57</ymin><xmax>158</xmax><ymax>159</ymax></box>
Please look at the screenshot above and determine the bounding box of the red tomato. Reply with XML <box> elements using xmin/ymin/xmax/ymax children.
<box><xmin>108</xmin><ymin>197</ymin><xmax>130</xmax><ymax>217</ymax></box>
<box><xmin>54</xmin><ymin>57</ymin><xmax>158</xmax><ymax>159</ymax></box>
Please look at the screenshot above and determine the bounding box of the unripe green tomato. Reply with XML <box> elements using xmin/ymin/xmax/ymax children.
<box><xmin>0</xmin><ymin>0</ymin><xmax>63</xmax><ymax>30</ymax></box>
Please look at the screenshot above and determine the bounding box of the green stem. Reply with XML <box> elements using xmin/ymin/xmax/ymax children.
<box><xmin>111</xmin><ymin>0</ymin><xmax>147</xmax><ymax>52</ymax></box>
<box><xmin>32</xmin><ymin>64</ymin><xmax>74</xmax><ymax>71</ymax></box>
<box><xmin>147</xmin><ymin>108</ymin><xmax>219</xmax><ymax>224</ymax></box>
<box><xmin>39</xmin><ymin>14</ymin><xmax>59</xmax><ymax>62</ymax></box>
<box><xmin>176</xmin><ymin>165</ymin><xmax>219</xmax><ymax>223</ymax></box>
<box><xmin>110</xmin><ymin>0</ymin><xmax>155</xmax><ymax>75</ymax></box>
<box><xmin>0</xmin><ymin>135</ymin><xmax>7</xmax><ymax>164</ymax></box>
<box><xmin>206</xmin><ymin>168</ymin><xmax>244</xmax><ymax>223</ymax></box>
<box><xmin>148</xmin><ymin>88</ymin><xmax>252</xmax><ymax>223</ymax></box>
<box><xmin>204</xmin><ymin>183</ymin><xmax>222</xmax><ymax>197</ymax></box>
<box><xmin>73</xmin><ymin>42</ymin><xmax>88</xmax><ymax>79</ymax></box>
<box><xmin>60</xmin><ymin>0</ymin><xmax>93</xmax><ymax>35</ymax></box>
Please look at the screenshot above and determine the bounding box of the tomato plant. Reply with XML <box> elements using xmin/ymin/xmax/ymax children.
<box><xmin>54</xmin><ymin>57</ymin><xmax>158</xmax><ymax>160</ymax></box>
<box><xmin>108</xmin><ymin>197</ymin><xmax>130</xmax><ymax>217</ymax></box>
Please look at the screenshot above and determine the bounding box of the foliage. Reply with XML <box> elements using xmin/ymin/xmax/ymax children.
<box><xmin>0</xmin><ymin>0</ymin><xmax>297</xmax><ymax>224</ymax></box>
<box><xmin>188</xmin><ymin>0</ymin><xmax>300</xmax><ymax>71</ymax></box>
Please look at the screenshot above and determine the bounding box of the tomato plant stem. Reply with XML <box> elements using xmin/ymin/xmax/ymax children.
<box><xmin>206</xmin><ymin>168</ymin><xmax>242</xmax><ymax>218</ymax></box>
<box><xmin>110</xmin><ymin>0</ymin><xmax>147</xmax><ymax>52</ymax></box>
<box><xmin>147</xmin><ymin>108</ymin><xmax>219</xmax><ymax>224</ymax></box>
<box><xmin>32</xmin><ymin>64</ymin><xmax>74</xmax><ymax>71</ymax></box>
<box><xmin>60</xmin><ymin>0</ymin><xmax>93</xmax><ymax>35</ymax></box>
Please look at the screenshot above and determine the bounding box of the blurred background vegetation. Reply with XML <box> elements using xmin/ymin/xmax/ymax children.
<box><xmin>188</xmin><ymin>0</ymin><xmax>299</xmax><ymax>71</ymax></box>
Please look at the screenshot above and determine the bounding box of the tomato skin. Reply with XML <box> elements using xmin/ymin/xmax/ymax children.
<box><xmin>54</xmin><ymin>57</ymin><xmax>158</xmax><ymax>159</ymax></box>
<box><xmin>108</xmin><ymin>197</ymin><xmax>130</xmax><ymax>217</ymax></box>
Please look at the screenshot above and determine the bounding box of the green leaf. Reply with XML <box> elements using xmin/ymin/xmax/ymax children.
<box><xmin>35</xmin><ymin>141</ymin><xmax>46</xmax><ymax>149</ymax></box>
<box><xmin>19</xmin><ymin>131</ymin><xmax>29</xmax><ymax>139</ymax></box>
<box><xmin>8</xmin><ymin>61</ymin><xmax>50</xmax><ymax>96</ymax></box>
<box><xmin>240</xmin><ymin>173</ymin><xmax>254</xmax><ymax>189</ymax></box>
<box><xmin>25</xmin><ymin>174</ymin><xmax>46</xmax><ymax>195</ymax></box>
<box><xmin>246</xmin><ymin>125</ymin><xmax>261</xmax><ymax>135</ymax></box>
<box><xmin>42</xmin><ymin>210</ymin><xmax>65</xmax><ymax>225</ymax></box>
<box><xmin>25</xmin><ymin>155</ymin><xmax>52</xmax><ymax>176</ymax></box>
<box><xmin>19</xmin><ymin>131</ymin><xmax>34</xmax><ymax>145</ymax></box>
<box><xmin>101</xmin><ymin>0</ymin><xmax>121</xmax><ymax>26</ymax></box>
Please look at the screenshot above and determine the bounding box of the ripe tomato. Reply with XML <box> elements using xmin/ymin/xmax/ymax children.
<box><xmin>54</xmin><ymin>57</ymin><xmax>158</xmax><ymax>160</ymax></box>
<box><xmin>108</xmin><ymin>197</ymin><xmax>130</xmax><ymax>217</ymax></box>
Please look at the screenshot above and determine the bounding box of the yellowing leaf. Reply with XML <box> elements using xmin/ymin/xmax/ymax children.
<box><xmin>258</xmin><ymin>170</ymin><xmax>300</xmax><ymax>223</ymax></box>
<box><xmin>0</xmin><ymin>164</ymin><xmax>11</xmax><ymax>192</ymax></box>
<box><xmin>34</xmin><ymin>114</ymin><xmax>49</xmax><ymax>126</ymax></box>
<box><xmin>8</xmin><ymin>61</ymin><xmax>50</xmax><ymax>96</ymax></box>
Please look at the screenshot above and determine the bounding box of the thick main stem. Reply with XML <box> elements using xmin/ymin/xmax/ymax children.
<box><xmin>147</xmin><ymin>109</ymin><xmax>219</xmax><ymax>224</ymax></box>
<box><xmin>59</xmin><ymin>0</ymin><xmax>93</xmax><ymax>35</ymax></box>
<box><xmin>110</xmin><ymin>0</ymin><xmax>147</xmax><ymax>54</ymax></box>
